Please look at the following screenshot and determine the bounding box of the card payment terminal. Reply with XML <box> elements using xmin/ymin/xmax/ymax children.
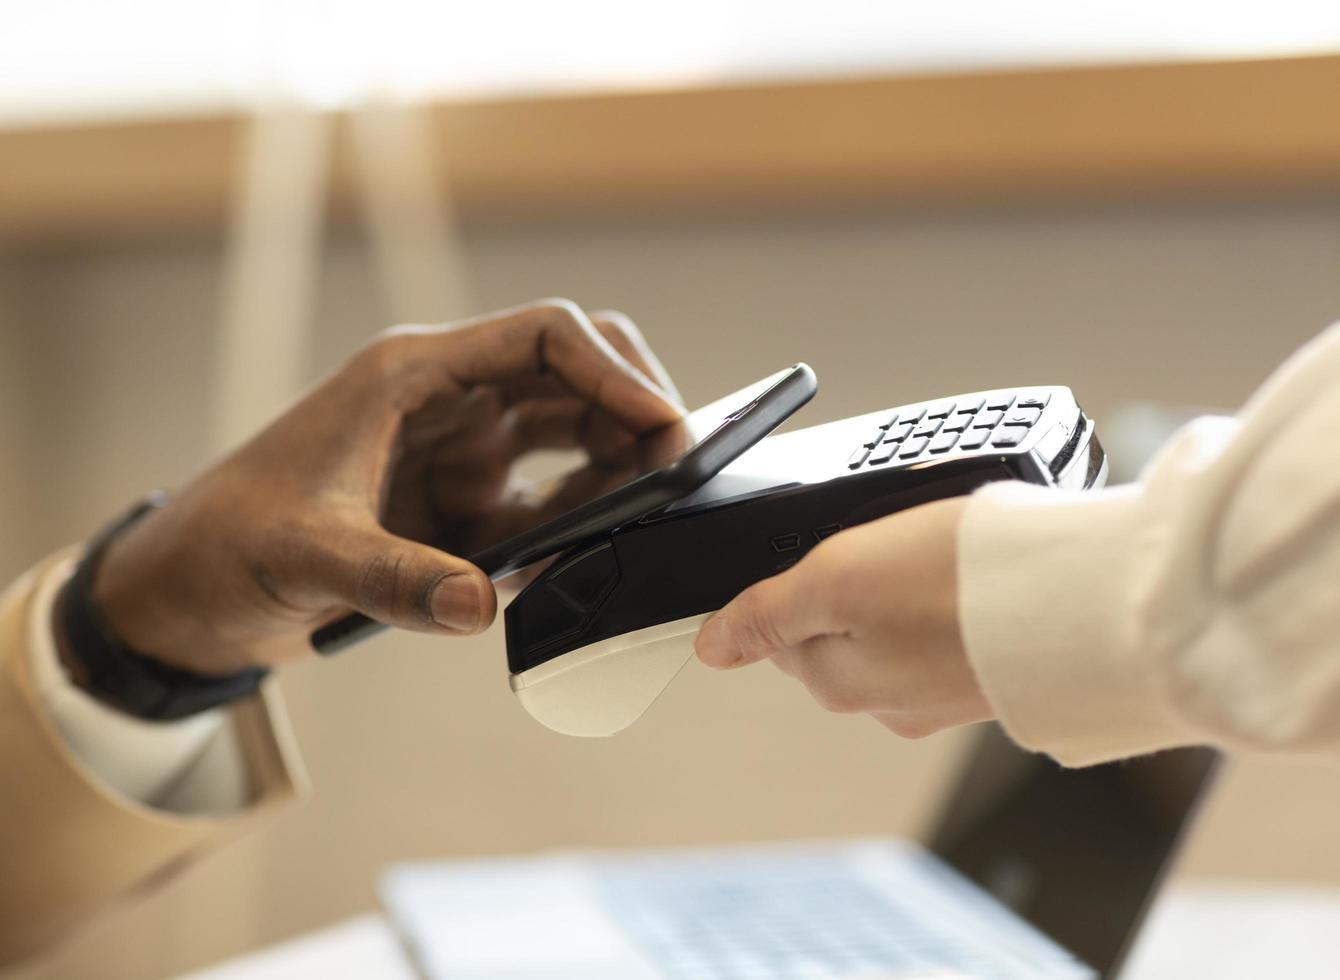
<box><xmin>507</xmin><ymin>384</ymin><xmax>1106</xmax><ymax>736</ymax></box>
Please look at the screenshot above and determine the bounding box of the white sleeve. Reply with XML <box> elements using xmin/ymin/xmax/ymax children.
<box><xmin>26</xmin><ymin>559</ymin><xmax>250</xmax><ymax>813</ymax></box>
<box><xmin>958</xmin><ymin>322</ymin><xmax>1340</xmax><ymax>767</ymax></box>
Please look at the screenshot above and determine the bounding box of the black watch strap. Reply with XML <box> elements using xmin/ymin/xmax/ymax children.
<box><xmin>56</xmin><ymin>493</ymin><xmax>269</xmax><ymax>722</ymax></box>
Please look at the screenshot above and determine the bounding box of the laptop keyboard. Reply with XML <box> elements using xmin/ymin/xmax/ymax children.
<box><xmin>848</xmin><ymin>391</ymin><xmax>1050</xmax><ymax>471</ymax></box>
<box><xmin>594</xmin><ymin>851</ymin><xmax>1081</xmax><ymax>979</ymax></box>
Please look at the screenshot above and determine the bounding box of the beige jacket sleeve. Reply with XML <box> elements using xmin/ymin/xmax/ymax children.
<box><xmin>0</xmin><ymin>552</ymin><xmax>306</xmax><ymax>966</ymax></box>
<box><xmin>959</xmin><ymin>322</ymin><xmax>1340</xmax><ymax>768</ymax></box>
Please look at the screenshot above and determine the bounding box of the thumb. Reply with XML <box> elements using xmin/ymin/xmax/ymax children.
<box><xmin>695</xmin><ymin>560</ymin><xmax>837</xmax><ymax>670</ymax></box>
<box><xmin>314</xmin><ymin>525</ymin><xmax>497</xmax><ymax>635</ymax></box>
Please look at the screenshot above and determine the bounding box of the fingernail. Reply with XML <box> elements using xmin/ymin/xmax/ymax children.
<box><xmin>696</xmin><ymin>614</ymin><xmax>741</xmax><ymax>669</ymax></box>
<box><xmin>430</xmin><ymin>574</ymin><xmax>482</xmax><ymax>632</ymax></box>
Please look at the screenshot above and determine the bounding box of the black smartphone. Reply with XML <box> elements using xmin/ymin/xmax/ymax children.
<box><xmin>310</xmin><ymin>363</ymin><xmax>817</xmax><ymax>653</ymax></box>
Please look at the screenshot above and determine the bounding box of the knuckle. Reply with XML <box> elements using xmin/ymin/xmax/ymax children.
<box><xmin>354</xmin><ymin>554</ymin><xmax>395</xmax><ymax>614</ymax></box>
<box><xmin>802</xmin><ymin>540</ymin><xmax>857</xmax><ymax>610</ymax></box>
<box><xmin>811</xmin><ymin>685</ymin><xmax>865</xmax><ymax>715</ymax></box>
<box><xmin>354</xmin><ymin>553</ymin><xmax>422</xmax><ymax>623</ymax></box>
<box><xmin>592</xmin><ymin>310</ymin><xmax>643</xmax><ymax>343</ymax></box>
<box><xmin>769</xmin><ymin>648</ymin><xmax>800</xmax><ymax>679</ymax></box>
<box><xmin>883</xmin><ymin>715</ymin><xmax>934</xmax><ymax>739</ymax></box>
<box><xmin>357</xmin><ymin>330</ymin><xmax>416</xmax><ymax>382</ymax></box>
<box><xmin>730</xmin><ymin>592</ymin><xmax>787</xmax><ymax>657</ymax></box>
<box><xmin>529</xmin><ymin>297</ymin><xmax>586</xmax><ymax>328</ymax></box>
<box><xmin>800</xmin><ymin>538</ymin><xmax>842</xmax><ymax>579</ymax></box>
<box><xmin>525</xmin><ymin>299</ymin><xmax>600</xmax><ymax>361</ymax></box>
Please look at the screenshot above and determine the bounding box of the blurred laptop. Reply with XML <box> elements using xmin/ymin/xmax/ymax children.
<box><xmin>380</xmin><ymin>726</ymin><xmax>1217</xmax><ymax>979</ymax></box>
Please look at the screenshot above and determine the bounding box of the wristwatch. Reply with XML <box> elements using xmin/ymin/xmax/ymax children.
<box><xmin>55</xmin><ymin>494</ymin><xmax>269</xmax><ymax>721</ymax></box>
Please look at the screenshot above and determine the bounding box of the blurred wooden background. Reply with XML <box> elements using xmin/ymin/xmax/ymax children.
<box><xmin>3</xmin><ymin>55</ymin><xmax>1340</xmax><ymax>980</ymax></box>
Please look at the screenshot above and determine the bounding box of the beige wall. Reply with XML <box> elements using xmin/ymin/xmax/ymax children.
<box><xmin>0</xmin><ymin>263</ymin><xmax>36</xmax><ymax>579</ymax></box>
<box><xmin>6</xmin><ymin>194</ymin><xmax>1340</xmax><ymax>978</ymax></box>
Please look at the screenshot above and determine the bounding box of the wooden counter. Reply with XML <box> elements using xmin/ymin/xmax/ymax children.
<box><xmin>4</xmin><ymin>54</ymin><xmax>1340</xmax><ymax>243</ymax></box>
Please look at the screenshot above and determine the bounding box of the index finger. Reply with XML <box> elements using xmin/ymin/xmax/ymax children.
<box><xmin>590</xmin><ymin>310</ymin><xmax>684</xmax><ymax>407</ymax></box>
<box><xmin>403</xmin><ymin>298</ymin><xmax>683</xmax><ymax>436</ymax></box>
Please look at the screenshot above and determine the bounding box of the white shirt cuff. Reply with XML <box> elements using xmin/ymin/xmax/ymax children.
<box><xmin>26</xmin><ymin>558</ymin><xmax>250</xmax><ymax>812</ymax></box>
<box><xmin>958</xmin><ymin>480</ymin><xmax>1204</xmax><ymax>766</ymax></box>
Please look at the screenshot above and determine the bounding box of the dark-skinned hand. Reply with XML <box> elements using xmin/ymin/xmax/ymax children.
<box><xmin>84</xmin><ymin>299</ymin><xmax>683</xmax><ymax>676</ymax></box>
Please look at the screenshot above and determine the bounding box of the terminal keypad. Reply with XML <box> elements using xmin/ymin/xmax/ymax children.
<box><xmin>846</xmin><ymin>390</ymin><xmax>1051</xmax><ymax>470</ymax></box>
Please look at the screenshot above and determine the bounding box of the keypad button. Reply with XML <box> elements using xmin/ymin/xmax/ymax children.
<box><xmin>861</xmin><ymin>426</ymin><xmax>886</xmax><ymax>448</ymax></box>
<box><xmin>1004</xmin><ymin>408</ymin><xmax>1042</xmax><ymax>427</ymax></box>
<box><xmin>847</xmin><ymin>447</ymin><xmax>871</xmax><ymax>469</ymax></box>
<box><xmin>883</xmin><ymin>422</ymin><xmax>914</xmax><ymax>443</ymax></box>
<box><xmin>899</xmin><ymin>437</ymin><xmax>929</xmax><ymax>458</ymax></box>
<box><xmin>867</xmin><ymin>443</ymin><xmax>898</xmax><ymax>465</ymax></box>
<box><xmin>956</xmin><ymin>397</ymin><xmax>985</xmax><ymax>413</ymax></box>
<box><xmin>958</xmin><ymin>428</ymin><xmax>990</xmax><ymax>450</ymax></box>
<box><xmin>1015</xmin><ymin>394</ymin><xmax>1050</xmax><ymax>410</ymax></box>
<box><xmin>899</xmin><ymin>408</ymin><xmax>925</xmax><ymax>427</ymax></box>
<box><xmin>943</xmin><ymin>411</ymin><xmax>975</xmax><ymax>432</ymax></box>
<box><xmin>992</xmin><ymin>427</ymin><xmax>1027</xmax><ymax>448</ymax></box>
<box><xmin>912</xmin><ymin>419</ymin><xmax>943</xmax><ymax>438</ymax></box>
<box><xmin>986</xmin><ymin>395</ymin><xmax>1013</xmax><ymax>411</ymax></box>
<box><xmin>928</xmin><ymin>431</ymin><xmax>959</xmax><ymax>454</ymax></box>
<box><xmin>925</xmin><ymin>401</ymin><xmax>955</xmax><ymax>419</ymax></box>
<box><xmin>972</xmin><ymin>410</ymin><xmax>1003</xmax><ymax>429</ymax></box>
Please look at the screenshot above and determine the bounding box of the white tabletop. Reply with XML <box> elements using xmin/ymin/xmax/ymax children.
<box><xmin>178</xmin><ymin>881</ymin><xmax>1340</xmax><ymax>980</ymax></box>
<box><xmin>178</xmin><ymin>915</ymin><xmax>417</xmax><ymax>980</ymax></box>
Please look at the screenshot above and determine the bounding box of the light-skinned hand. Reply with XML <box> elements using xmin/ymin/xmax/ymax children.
<box><xmin>694</xmin><ymin>496</ymin><xmax>992</xmax><ymax>738</ymax></box>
